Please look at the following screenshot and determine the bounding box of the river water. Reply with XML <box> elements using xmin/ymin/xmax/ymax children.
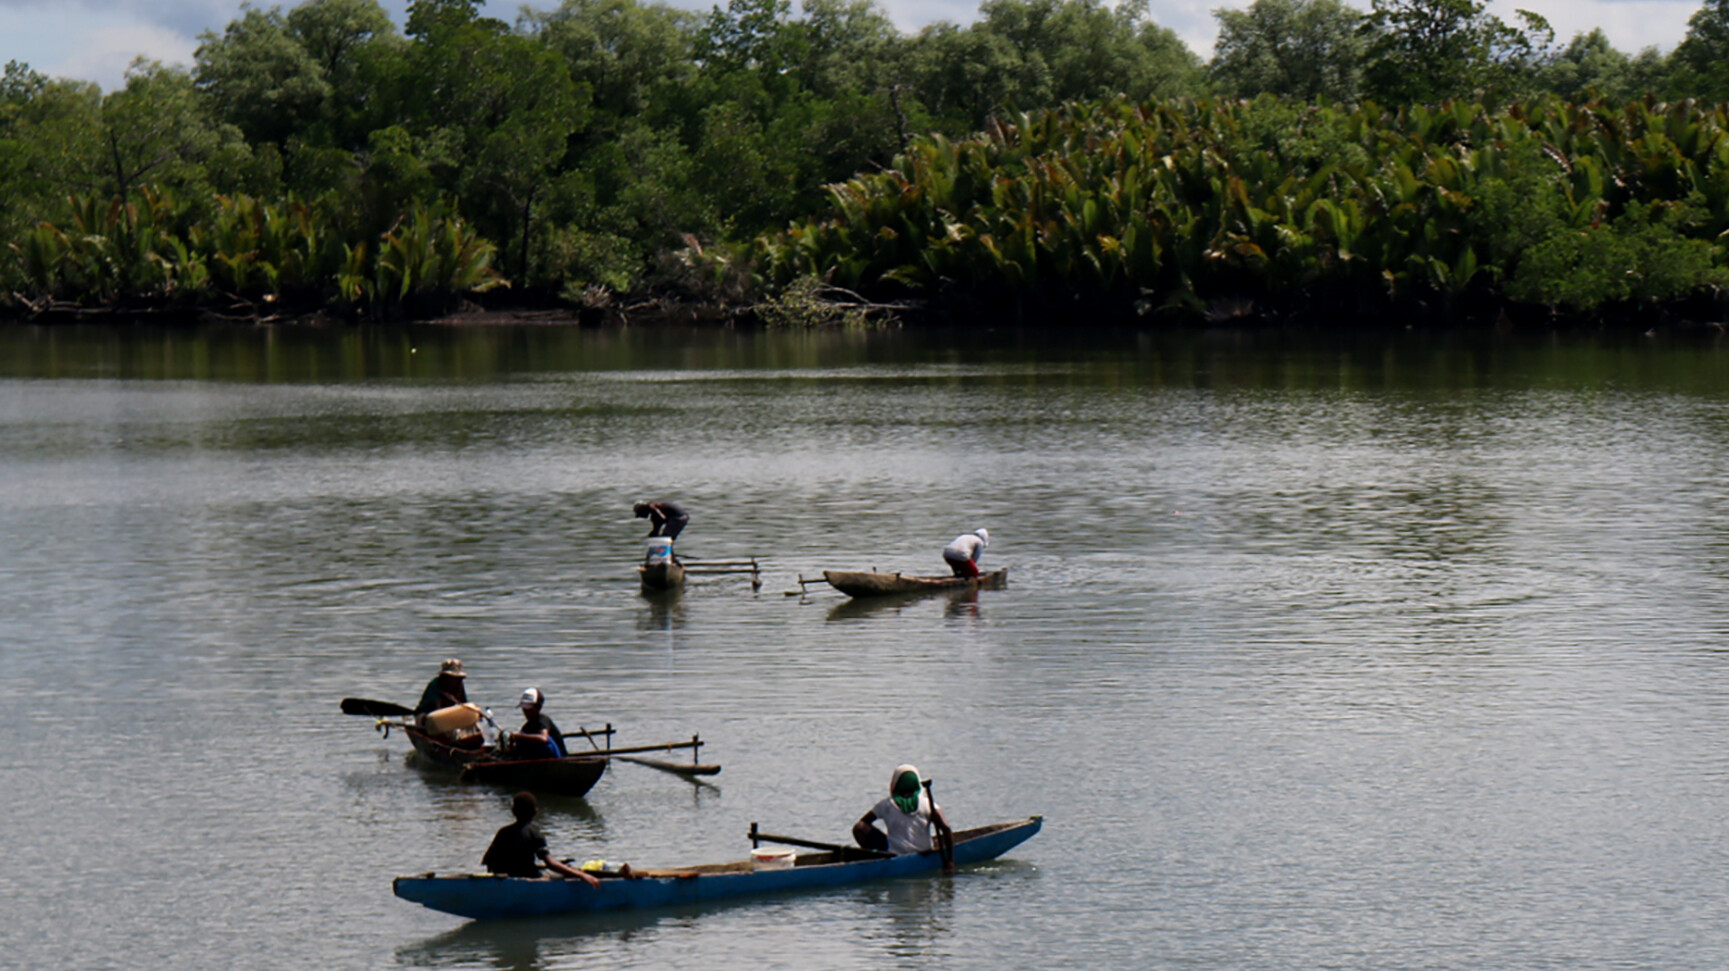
<box><xmin>2</xmin><ymin>323</ymin><xmax>1727</xmax><ymax>970</ymax></box>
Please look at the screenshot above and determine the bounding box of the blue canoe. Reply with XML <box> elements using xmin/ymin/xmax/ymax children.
<box><xmin>393</xmin><ymin>815</ymin><xmax>1042</xmax><ymax>920</ymax></box>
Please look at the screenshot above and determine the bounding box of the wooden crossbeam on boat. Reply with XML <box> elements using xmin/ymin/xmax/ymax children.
<box><xmin>676</xmin><ymin>556</ymin><xmax>762</xmax><ymax>589</ymax></box>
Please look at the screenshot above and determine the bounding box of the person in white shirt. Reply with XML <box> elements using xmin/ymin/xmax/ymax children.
<box><xmin>942</xmin><ymin>528</ymin><xmax>990</xmax><ymax>577</ymax></box>
<box><xmin>852</xmin><ymin>764</ymin><xmax>955</xmax><ymax>871</ymax></box>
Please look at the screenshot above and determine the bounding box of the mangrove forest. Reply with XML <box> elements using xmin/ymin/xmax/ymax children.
<box><xmin>4</xmin><ymin>0</ymin><xmax>1729</xmax><ymax>328</ymax></box>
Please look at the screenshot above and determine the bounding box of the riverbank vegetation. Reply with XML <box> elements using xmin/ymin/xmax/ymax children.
<box><xmin>2</xmin><ymin>0</ymin><xmax>1729</xmax><ymax>327</ymax></box>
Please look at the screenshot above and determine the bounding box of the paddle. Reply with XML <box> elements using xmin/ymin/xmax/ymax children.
<box><xmin>748</xmin><ymin>822</ymin><xmax>893</xmax><ymax>861</ymax></box>
<box><xmin>925</xmin><ymin>779</ymin><xmax>955</xmax><ymax>873</ymax></box>
<box><xmin>341</xmin><ymin>698</ymin><xmax>413</xmax><ymax>717</ymax></box>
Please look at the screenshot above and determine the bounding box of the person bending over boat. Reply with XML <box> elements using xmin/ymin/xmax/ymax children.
<box><xmin>483</xmin><ymin>791</ymin><xmax>602</xmax><ymax>886</ymax></box>
<box><xmin>412</xmin><ymin>659</ymin><xmax>482</xmax><ymax>748</ymax></box>
<box><xmin>500</xmin><ymin>687</ymin><xmax>567</xmax><ymax>760</ymax></box>
<box><xmin>942</xmin><ymin>528</ymin><xmax>990</xmax><ymax>578</ymax></box>
<box><xmin>634</xmin><ymin>500</ymin><xmax>689</xmax><ymax>542</ymax></box>
<box><xmin>852</xmin><ymin>764</ymin><xmax>955</xmax><ymax>872</ymax></box>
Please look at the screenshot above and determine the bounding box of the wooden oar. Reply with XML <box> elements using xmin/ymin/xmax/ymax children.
<box><xmin>925</xmin><ymin>779</ymin><xmax>954</xmax><ymax>871</ymax></box>
<box><xmin>748</xmin><ymin>822</ymin><xmax>892</xmax><ymax>860</ymax></box>
<box><xmin>341</xmin><ymin>698</ymin><xmax>413</xmax><ymax>717</ymax></box>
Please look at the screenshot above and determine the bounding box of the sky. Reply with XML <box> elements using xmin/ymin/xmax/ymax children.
<box><xmin>0</xmin><ymin>0</ymin><xmax>1709</xmax><ymax>93</ymax></box>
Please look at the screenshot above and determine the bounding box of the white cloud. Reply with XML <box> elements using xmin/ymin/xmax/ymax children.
<box><xmin>1490</xmin><ymin>0</ymin><xmax>1698</xmax><ymax>53</ymax></box>
<box><xmin>1196</xmin><ymin>1</ymin><xmax>1697</xmax><ymax>58</ymax></box>
<box><xmin>55</xmin><ymin>23</ymin><xmax>200</xmax><ymax>88</ymax></box>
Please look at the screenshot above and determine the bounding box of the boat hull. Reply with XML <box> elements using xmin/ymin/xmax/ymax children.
<box><xmin>639</xmin><ymin>561</ymin><xmax>685</xmax><ymax>592</ymax></box>
<box><xmin>823</xmin><ymin>568</ymin><xmax>1008</xmax><ymax>598</ymax></box>
<box><xmin>394</xmin><ymin>815</ymin><xmax>1042</xmax><ymax>920</ymax></box>
<box><xmin>405</xmin><ymin>727</ymin><xmax>608</xmax><ymax>797</ymax></box>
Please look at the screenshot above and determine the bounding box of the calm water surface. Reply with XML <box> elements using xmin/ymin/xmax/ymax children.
<box><xmin>2</xmin><ymin>325</ymin><xmax>1728</xmax><ymax>970</ymax></box>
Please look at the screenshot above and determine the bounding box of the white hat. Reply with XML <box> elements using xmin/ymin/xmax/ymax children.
<box><xmin>519</xmin><ymin>687</ymin><xmax>543</xmax><ymax>709</ymax></box>
<box><xmin>974</xmin><ymin>528</ymin><xmax>989</xmax><ymax>546</ymax></box>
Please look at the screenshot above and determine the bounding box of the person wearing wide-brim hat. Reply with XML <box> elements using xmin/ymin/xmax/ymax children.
<box><xmin>411</xmin><ymin>656</ymin><xmax>480</xmax><ymax>749</ymax></box>
<box><xmin>413</xmin><ymin>658</ymin><xmax>470</xmax><ymax>730</ymax></box>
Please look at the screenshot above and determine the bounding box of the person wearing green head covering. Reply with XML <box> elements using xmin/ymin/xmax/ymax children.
<box><xmin>852</xmin><ymin>764</ymin><xmax>955</xmax><ymax>870</ymax></box>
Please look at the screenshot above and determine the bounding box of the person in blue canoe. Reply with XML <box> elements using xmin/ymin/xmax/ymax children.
<box><xmin>483</xmin><ymin>791</ymin><xmax>602</xmax><ymax>885</ymax></box>
<box><xmin>852</xmin><ymin>764</ymin><xmax>955</xmax><ymax>871</ymax></box>
<box><xmin>499</xmin><ymin>687</ymin><xmax>566</xmax><ymax>760</ymax></box>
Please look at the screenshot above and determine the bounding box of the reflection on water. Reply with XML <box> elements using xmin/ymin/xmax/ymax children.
<box><xmin>822</xmin><ymin>587</ymin><xmax>992</xmax><ymax>623</ymax></box>
<box><xmin>636</xmin><ymin>587</ymin><xmax>685</xmax><ymax>632</ymax></box>
<box><xmin>5</xmin><ymin>324</ymin><xmax>1729</xmax><ymax>971</ymax></box>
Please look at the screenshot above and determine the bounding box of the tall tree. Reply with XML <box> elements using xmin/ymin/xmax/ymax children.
<box><xmin>97</xmin><ymin>61</ymin><xmax>238</xmax><ymax>200</ymax></box>
<box><xmin>1210</xmin><ymin>0</ymin><xmax>1366</xmax><ymax>101</ymax></box>
<box><xmin>1359</xmin><ymin>0</ymin><xmax>1551</xmax><ymax>103</ymax></box>
<box><xmin>1534</xmin><ymin>29</ymin><xmax>1665</xmax><ymax>103</ymax></box>
<box><xmin>389</xmin><ymin>0</ymin><xmax>582</xmax><ymax>284</ymax></box>
<box><xmin>285</xmin><ymin>0</ymin><xmax>400</xmax><ymax>145</ymax></box>
<box><xmin>530</xmin><ymin>0</ymin><xmax>698</xmax><ymax>130</ymax></box>
<box><xmin>1670</xmin><ymin>0</ymin><xmax>1729</xmax><ymax>101</ymax></box>
<box><xmin>194</xmin><ymin>7</ymin><xmax>331</xmax><ymax>147</ymax></box>
<box><xmin>906</xmin><ymin>0</ymin><xmax>1200</xmax><ymax>132</ymax></box>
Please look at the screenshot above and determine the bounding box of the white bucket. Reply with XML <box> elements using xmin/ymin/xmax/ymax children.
<box><xmin>750</xmin><ymin>847</ymin><xmax>796</xmax><ymax>871</ymax></box>
<box><xmin>645</xmin><ymin>537</ymin><xmax>673</xmax><ymax>565</ymax></box>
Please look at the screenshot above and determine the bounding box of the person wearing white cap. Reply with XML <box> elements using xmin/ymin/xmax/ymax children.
<box><xmin>500</xmin><ymin>687</ymin><xmax>567</xmax><ymax>760</ymax></box>
<box><xmin>852</xmin><ymin>764</ymin><xmax>955</xmax><ymax>871</ymax></box>
<box><xmin>942</xmin><ymin>528</ymin><xmax>990</xmax><ymax>578</ymax></box>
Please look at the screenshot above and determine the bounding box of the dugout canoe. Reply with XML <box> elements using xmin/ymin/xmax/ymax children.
<box><xmin>639</xmin><ymin>560</ymin><xmax>685</xmax><ymax>593</ymax></box>
<box><xmin>393</xmin><ymin>815</ymin><xmax>1042</xmax><ymax>920</ymax></box>
<box><xmin>822</xmin><ymin>568</ymin><xmax>1008</xmax><ymax>598</ymax></box>
<box><xmin>404</xmin><ymin>725</ymin><xmax>609</xmax><ymax>798</ymax></box>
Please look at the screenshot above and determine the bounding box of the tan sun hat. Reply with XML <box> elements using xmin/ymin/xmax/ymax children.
<box><xmin>440</xmin><ymin>658</ymin><xmax>467</xmax><ymax>678</ymax></box>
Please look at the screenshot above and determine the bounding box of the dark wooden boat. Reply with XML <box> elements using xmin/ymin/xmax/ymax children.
<box><xmin>822</xmin><ymin>568</ymin><xmax>1008</xmax><ymax>598</ymax></box>
<box><xmin>404</xmin><ymin>725</ymin><xmax>608</xmax><ymax>798</ymax></box>
<box><xmin>639</xmin><ymin>560</ymin><xmax>685</xmax><ymax>592</ymax></box>
<box><xmin>394</xmin><ymin>815</ymin><xmax>1042</xmax><ymax>920</ymax></box>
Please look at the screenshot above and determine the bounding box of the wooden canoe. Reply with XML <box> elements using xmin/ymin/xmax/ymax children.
<box><xmin>639</xmin><ymin>560</ymin><xmax>685</xmax><ymax>593</ymax></box>
<box><xmin>822</xmin><ymin>568</ymin><xmax>1008</xmax><ymax>598</ymax></box>
<box><xmin>404</xmin><ymin>725</ymin><xmax>608</xmax><ymax>798</ymax></box>
<box><xmin>394</xmin><ymin>815</ymin><xmax>1042</xmax><ymax>920</ymax></box>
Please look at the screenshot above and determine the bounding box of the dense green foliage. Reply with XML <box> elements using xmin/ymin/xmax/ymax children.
<box><xmin>758</xmin><ymin>96</ymin><xmax>1729</xmax><ymax>323</ymax></box>
<box><xmin>2</xmin><ymin>0</ymin><xmax>1728</xmax><ymax>324</ymax></box>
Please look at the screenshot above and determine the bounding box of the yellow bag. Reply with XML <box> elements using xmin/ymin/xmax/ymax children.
<box><xmin>423</xmin><ymin>703</ymin><xmax>483</xmax><ymax>734</ymax></box>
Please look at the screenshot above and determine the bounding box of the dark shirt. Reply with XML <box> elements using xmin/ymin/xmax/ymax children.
<box><xmin>414</xmin><ymin>676</ymin><xmax>467</xmax><ymax>716</ymax></box>
<box><xmin>519</xmin><ymin>712</ymin><xmax>566</xmax><ymax>759</ymax></box>
<box><xmin>482</xmin><ymin>820</ymin><xmax>549</xmax><ymax>878</ymax></box>
<box><xmin>643</xmin><ymin>502</ymin><xmax>688</xmax><ymax>536</ymax></box>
